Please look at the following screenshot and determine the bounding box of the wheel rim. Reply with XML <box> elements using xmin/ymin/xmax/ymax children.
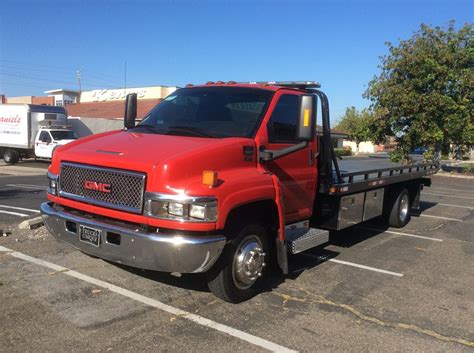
<box><xmin>399</xmin><ymin>193</ymin><xmax>409</xmax><ymax>223</ymax></box>
<box><xmin>232</xmin><ymin>235</ymin><xmax>266</xmax><ymax>290</ymax></box>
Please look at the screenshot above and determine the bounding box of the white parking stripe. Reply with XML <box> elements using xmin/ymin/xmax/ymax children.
<box><xmin>5</xmin><ymin>184</ymin><xmax>47</xmax><ymax>190</ymax></box>
<box><xmin>416</xmin><ymin>214</ymin><xmax>463</xmax><ymax>222</ymax></box>
<box><xmin>328</xmin><ymin>259</ymin><xmax>403</xmax><ymax>277</ymax></box>
<box><xmin>0</xmin><ymin>246</ymin><xmax>297</xmax><ymax>353</ymax></box>
<box><xmin>0</xmin><ymin>205</ymin><xmax>40</xmax><ymax>213</ymax></box>
<box><xmin>422</xmin><ymin>202</ymin><xmax>474</xmax><ymax>210</ymax></box>
<box><xmin>356</xmin><ymin>226</ymin><xmax>443</xmax><ymax>242</ymax></box>
<box><xmin>424</xmin><ymin>192</ymin><xmax>474</xmax><ymax>200</ymax></box>
<box><xmin>431</xmin><ymin>186</ymin><xmax>474</xmax><ymax>194</ymax></box>
<box><xmin>0</xmin><ymin>210</ymin><xmax>29</xmax><ymax>217</ymax></box>
<box><xmin>300</xmin><ymin>253</ymin><xmax>403</xmax><ymax>277</ymax></box>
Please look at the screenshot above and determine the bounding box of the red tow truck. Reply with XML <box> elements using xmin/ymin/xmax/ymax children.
<box><xmin>41</xmin><ymin>81</ymin><xmax>438</xmax><ymax>302</ymax></box>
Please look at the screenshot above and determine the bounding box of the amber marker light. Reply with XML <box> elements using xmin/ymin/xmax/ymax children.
<box><xmin>303</xmin><ymin>108</ymin><xmax>310</xmax><ymax>127</ymax></box>
<box><xmin>202</xmin><ymin>170</ymin><xmax>218</xmax><ymax>186</ymax></box>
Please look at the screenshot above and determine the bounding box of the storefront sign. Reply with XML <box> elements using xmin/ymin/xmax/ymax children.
<box><xmin>80</xmin><ymin>86</ymin><xmax>177</xmax><ymax>103</ymax></box>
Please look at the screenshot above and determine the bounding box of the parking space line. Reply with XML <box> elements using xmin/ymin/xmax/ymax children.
<box><xmin>0</xmin><ymin>205</ymin><xmax>40</xmax><ymax>213</ymax></box>
<box><xmin>301</xmin><ymin>253</ymin><xmax>403</xmax><ymax>277</ymax></box>
<box><xmin>422</xmin><ymin>202</ymin><xmax>474</xmax><ymax>210</ymax></box>
<box><xmin>328</xmin><ymin>259</ymin><xmax>404</xmax><ymax>277</ymax></box>
<box><xmin>0</xmin><ymin>246</ymin><xmax>297</xmax><ymax>353</ymax></box>
<box><xmin>424</xmin><ymin>193</ymin><xmax>474</xmax><ymax>200</ymax></box>
<box><xmin>0</xmin><ymin>210</ymin><xmax>29</xmax><ymax>217</ymax></box>
<box><xmin>430</xmin><ymin>186</ymin><xmax>474</xmax><ymax>194</ymax></box>
<box><xmin>415</xmin><ymin>214</ymin><xmax>463</xmax><ymax>222</ymax></box>
<box><xmin>4</xmin><ymin>184</ymin><xmax>47</xmax><ymax>191</ymax></box>
<box><xmin>356</xmin><ymin>226</ymin><xmax>443</xmax><ymax>242</ymax></box>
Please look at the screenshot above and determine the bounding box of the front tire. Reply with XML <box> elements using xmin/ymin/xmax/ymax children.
<box><xmin>3</xmin><ymin>149</ymin><xmax>20</xmax><ymax>164</ymax></box>
<box><xmin>207</xmin><ymin>224</ymin><xmax>269</xmax><ymax>303</ymax></box>
<box><xmin>388</xmin><ymin>188</ymin><xmax>411</xmax><ymax>228</ymax></box>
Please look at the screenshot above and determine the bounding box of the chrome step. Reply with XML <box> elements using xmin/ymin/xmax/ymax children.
<box><xmin>285</xmin><ymin>221</ymin><xmax>329</xmax><ymax>254</ymax></box>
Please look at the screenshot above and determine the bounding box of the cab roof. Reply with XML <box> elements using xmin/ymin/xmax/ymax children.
<box><xmin>187</xmin><ymin>81</ymin><xmax>321</xmax><ymax>92</ymax></box>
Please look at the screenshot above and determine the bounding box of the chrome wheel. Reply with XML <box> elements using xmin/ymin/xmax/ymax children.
<box><xmin>399</xmin><ymin>193</ymin><xmax>409</xmax><ymax>223</ymax></box>
<box><xmin>232</xmin><ymin>235</ymin><xmax>266</xmax><ymax>290</ymax></box>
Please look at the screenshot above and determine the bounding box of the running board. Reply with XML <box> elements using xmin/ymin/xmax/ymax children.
<box><xmin>285</xmin><ymin>221</ymin><xmax>329</xmax><ymax>254</ymax></box>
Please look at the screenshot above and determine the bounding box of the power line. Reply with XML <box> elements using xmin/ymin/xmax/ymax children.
<box><xmin>76</xmin><ymin>69</ymin><xmax>82</xmax><ymax>92</ymax></box>
<box><xmin>0</xmin><ymin>60</ymin><xmax>150</xmax><ymax>87</ymax></box>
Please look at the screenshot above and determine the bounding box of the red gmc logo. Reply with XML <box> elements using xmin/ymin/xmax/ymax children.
<box><xmin>83</xmin><ymin>180</ymin><xmax>111</xmax><ymax>193</ymax></box>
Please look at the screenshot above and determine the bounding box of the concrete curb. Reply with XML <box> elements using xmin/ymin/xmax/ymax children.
<box><xmin>18</xmin><ymin>216</ymin><xmax>44</xmax><ymax>230</ymax></box>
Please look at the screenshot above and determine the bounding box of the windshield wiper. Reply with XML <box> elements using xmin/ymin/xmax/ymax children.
<box><xmin>132</xmin><ymin>124</ymin><xmax>165</xmax><ymax>134</ymax></box>
<box><xmin>166</xmin><ymin>126</ymin><xmax>216</xmax><ymax>138</ymax></box>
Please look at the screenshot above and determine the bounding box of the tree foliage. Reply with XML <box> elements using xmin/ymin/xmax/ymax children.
<box><xmin>364</xmin><ymin>21</ymin><xmax>474</xmax><ymax>160</ymax></box>
<box><xmin>335</xmin><ymin>106</ymin><xmax>373</xmax><ymax>153</ymax></box>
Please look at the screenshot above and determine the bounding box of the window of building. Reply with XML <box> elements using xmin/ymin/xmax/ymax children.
<box><xmin>267</xmin><ymin>94</ymin><xmax>299</xmax><ymax>143</ymax></box>
<box><xmin>55</xmin><ymin>100</ymin><xmax>63</xmax><ymax>106</ymax></box>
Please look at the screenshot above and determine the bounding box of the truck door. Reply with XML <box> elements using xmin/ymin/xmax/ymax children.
<box><xmin>264</xmin><ymin>92</ymin><xmax>317</xmax><ymax>223</ymax></box>
<box><xmin>35</xmin><ymin>131</ymin><xmax>53</xmax><ymax>158</ymax></box>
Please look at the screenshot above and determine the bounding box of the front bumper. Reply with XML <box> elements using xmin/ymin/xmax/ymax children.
<box><xmin>40</xmin><ymin>202</ymin><xmax>226</xmax><ymax>273</ymax></box>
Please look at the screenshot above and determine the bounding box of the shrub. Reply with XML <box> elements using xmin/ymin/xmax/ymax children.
<box><xmin>334</xmin><ymin>148</ymin><xmax>352</xmax><ymax>158</ymax></box>
<box><xmin>423</xmin><ymin>149</ymin><xmax>435</xmax><ymax>161</ymax></box>
<box><xmin>463</xmin><ymin>163</ymin><xmax>473</xmax><ymax>173</ymax></box>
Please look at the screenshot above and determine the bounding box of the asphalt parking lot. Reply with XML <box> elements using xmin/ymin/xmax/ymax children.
<box><xmin>0</xmin><ymin>165</ymin><xmax>473</xmax><ymax>352</ymax></box>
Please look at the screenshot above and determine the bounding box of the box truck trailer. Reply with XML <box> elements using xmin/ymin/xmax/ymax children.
<box><xmin>0</xmin><ymin>104</ymin><xmax>77</xmax><ymax>164</ymax></box>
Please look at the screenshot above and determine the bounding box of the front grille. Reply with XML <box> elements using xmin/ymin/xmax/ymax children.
<box><xmin>59</xmin><ymin>162</ymin><xmax>146</xmax><ymax>213</ymax></box>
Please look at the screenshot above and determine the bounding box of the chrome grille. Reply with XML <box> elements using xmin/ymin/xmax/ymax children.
<box><xmin>59</xmin><ymin>162</ymin><xmax>146</xmax><ymax>213</ymax></box>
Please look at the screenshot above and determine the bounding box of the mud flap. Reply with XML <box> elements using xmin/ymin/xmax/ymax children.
<box><xmin>412</xmin><ymin>184</ymin><xmax>423</xmax><ymax>210</ymax></box>
<box><xmin>276</xmin><ymin>238</ymin><xmax>288</xmax><ymax>274</ymax></box>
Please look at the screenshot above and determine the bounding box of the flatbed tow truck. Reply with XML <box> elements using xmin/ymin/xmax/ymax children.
<box><xmin>41</xmin><ymin>81</ymin><xmax>439</xmax><ymax>302</ymax></box>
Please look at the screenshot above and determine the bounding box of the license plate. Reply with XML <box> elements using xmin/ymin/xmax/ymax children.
<box><xmin>79</xmin><ymin>225</ymin><xmax>102</xmax><ymax>247</ymax></box>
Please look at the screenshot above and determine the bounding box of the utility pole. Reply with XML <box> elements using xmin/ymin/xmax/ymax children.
<box><xmin>76</xmin><ymin>69</ymin><xmax>82</xmax><ymax>92</ymax></box>
<box><xmin>124</xmin><ymin>62</ymin><xmax>127</xmax><ymax>93</ymax></box>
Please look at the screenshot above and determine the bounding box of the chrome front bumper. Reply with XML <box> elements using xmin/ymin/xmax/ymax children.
<box><xmin>40</xmin><ymin>202</ymin><xmax>226</xmax><ymax>273</ymax></box>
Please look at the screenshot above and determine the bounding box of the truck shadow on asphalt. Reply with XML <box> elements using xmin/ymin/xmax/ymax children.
<box><xmin>110</xmin><ymin>206</ymin><xmax>439</xmax><ymax>296</ymax></box>
<box><xmin>411</xmin><ymin>201</ymin><xmax>438</xmax><ymax>217</ymax></box>
<box><xmin>0</xmin><ymin>189</ymin><xmax>42</xmax><ymax>200</ymax></box>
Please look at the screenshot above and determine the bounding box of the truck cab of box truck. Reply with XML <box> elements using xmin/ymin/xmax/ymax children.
<box><xmin>41</xmin><ymin>82</ymin><xmax>437</xmax><ymax>302</ymax></box>
<box><xmin>34</xmin><ymin>128</ymin><xmax>78</xmax><ymax>159</ymax></box>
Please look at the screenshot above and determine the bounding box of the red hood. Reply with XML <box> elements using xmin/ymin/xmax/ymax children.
<box><xmin>52</xmin><ymin>130</ymin><xmax>256</xmax><ymax>192</ymax></box>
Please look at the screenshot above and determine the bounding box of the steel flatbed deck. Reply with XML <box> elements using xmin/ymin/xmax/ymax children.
<box><xmin>323</xmin><ymin>157</ymin><xmax>439</xmax><ymax>195</ymax></box>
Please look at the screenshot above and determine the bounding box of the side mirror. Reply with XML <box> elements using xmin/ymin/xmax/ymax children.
<box><xmin>296</xmin><ymin>95</ymin><xmax>315</xmax><ymax>141</ymax></box>
<box><xmin>124</xmin><ymin>93</ymin><xmax>137</xmax><ymax>129</ymax></box>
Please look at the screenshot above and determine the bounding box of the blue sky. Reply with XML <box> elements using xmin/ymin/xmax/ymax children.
<box><xmin>0</xmin><ymin>0</ymin><xmax>472</xmax><ymax>121</ymax></box>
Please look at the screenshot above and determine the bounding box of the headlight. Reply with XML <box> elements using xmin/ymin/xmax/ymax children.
<box><xmin>47</xmin><ymin>172</ymin><xmax>58</xmax><ymax>195</ymax></box>
<box><xmin>145</xmin><ymin>193</ymin><xmax>217</xmax><ymax>222</ymax></box>
<box><xmin>189</xmin><ymin>204</ymin><xmax>205</xmax><ymax>219</ymax></box>
<box><xmin>168</xmin><ymin>202</ymin><xmax>184</xmax><ymax>217</ymax></box>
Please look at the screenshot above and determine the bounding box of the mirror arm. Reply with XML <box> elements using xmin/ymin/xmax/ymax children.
<box><xmin>259</xmin><ymin>141</ymin><xmax>308</xmax><ymax>162</ymax></box>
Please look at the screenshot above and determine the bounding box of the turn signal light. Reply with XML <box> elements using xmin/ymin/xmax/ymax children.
<box><xmin>202</xmin><ymin>170</ymin><xmax>218</xmax><ymax>186</ymax></box>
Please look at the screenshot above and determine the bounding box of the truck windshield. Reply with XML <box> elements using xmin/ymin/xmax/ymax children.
<box><xmin>50</xmin><ymin>130</ymin><xmax>77</xmax><ymax>140</ymax></box>
<box><xmin>136</xmin><ymin>87</ymin><xmax>273</xmax><ymax>138</ymax></box>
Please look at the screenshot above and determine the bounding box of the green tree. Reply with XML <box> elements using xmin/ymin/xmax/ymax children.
<box><xmin>364</xmin><ymin>21</ymin><xmax>474</xmax><ymax>161</ymax></box>
<box><xmin>335</xmin><ymin>106</ymin><xmax>372</xmax><ymax>154</ymax></box>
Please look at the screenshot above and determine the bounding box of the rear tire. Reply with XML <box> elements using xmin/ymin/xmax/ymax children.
<box><xmin>207</xmin><ymin>224</ymin><xmax>269</xmax><ymax>303</ymax></box>
<box><xmin>388</xmin><ymin>188</ymin><xmax>411</xmax><ymax>228</ymax></box>
<box><xmin>3</xmin><ymin>149</ymin><xmax>20</xmax><ymax>164</ymax></box>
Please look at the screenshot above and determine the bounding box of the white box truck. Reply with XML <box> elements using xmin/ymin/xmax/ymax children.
<box><xmin>0</xmin><ymin>104</ymin><xmax>78</xmax><ymax>164</ymax></box>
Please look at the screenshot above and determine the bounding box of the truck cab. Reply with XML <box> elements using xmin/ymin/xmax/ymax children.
<box><xmin>41</xmin><ymin>81</ymin><xmax>438</xmax><ymax>303</ymax></box>
<box><xmin>34</xmin><ymin>128</ymin><xmax>77</xmax><ymax>159</ymax></box>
